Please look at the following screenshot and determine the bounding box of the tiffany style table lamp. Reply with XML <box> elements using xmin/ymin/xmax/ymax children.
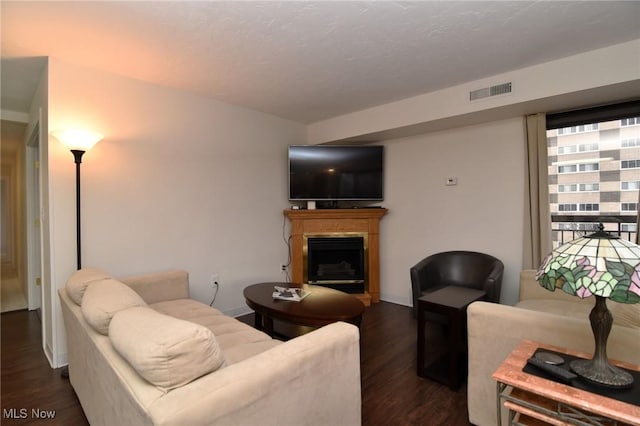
<box><xmin>536</xmin><ymin>224</ymin><xmax>640</xmax><ymax>388</ymax></box>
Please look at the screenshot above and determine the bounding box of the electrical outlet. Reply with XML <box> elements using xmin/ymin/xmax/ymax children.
<box><xmin>280</xmin><ymin>264</ymin><xmax>287</xmax><ymax>272</ymax></box>
<box><xmin>211</xmin><ymin>274</ymin><xmax>220</xmax><ymax>287</ymax></box>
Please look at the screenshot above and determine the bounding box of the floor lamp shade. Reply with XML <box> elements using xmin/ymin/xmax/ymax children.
<box><xmin>52</xmin><ymin>129</ymin><xmax>103</xmax><ymax>151</ymax></box>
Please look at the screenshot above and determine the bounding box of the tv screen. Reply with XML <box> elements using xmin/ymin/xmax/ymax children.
<box><xmin>288</xmin><ymin>145</ymin><xmax>384</xmax><ymax>201</ymax></box>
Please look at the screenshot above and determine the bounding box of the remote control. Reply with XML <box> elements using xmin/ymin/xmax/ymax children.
<box><xmin>527</xmin><ymin>357</ymin><xmax>577</xmax><ymax>384</ymax></box>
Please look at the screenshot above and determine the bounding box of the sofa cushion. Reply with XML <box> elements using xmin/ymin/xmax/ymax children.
<box><xmin>81</xmin><ymin>279</ymin><xmax>147</xmax><ymax>335</ymax></box>
<box><xmin>66</xmin><ymin>267</ymin><xmax>112</xmax><ymax>305</ymax></box>
<box><xmin>150</xmin><ymin>298</ymin><xmax>276</xmax><ymax>355</ymax></box>
<box><xmin>109</xmin><ymin>306</ymin><xmax>226</xmax><ymax>391</ymax></box>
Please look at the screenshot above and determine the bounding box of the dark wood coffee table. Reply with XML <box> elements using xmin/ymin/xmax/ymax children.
<box><xmin>243</xmin><ymin>282</ymin><xmax>365</xmax><ymax>337</ymax></box>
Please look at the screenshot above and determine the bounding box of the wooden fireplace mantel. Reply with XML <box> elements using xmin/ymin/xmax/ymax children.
<box><xmin>284</xmin><ymin>208</ymin><xmax>388</xmax><ymax>306</ymax></box>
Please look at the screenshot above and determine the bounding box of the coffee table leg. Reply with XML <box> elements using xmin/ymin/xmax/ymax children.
<box><xmin>351</xmin><ymin>315</ymin><xmax>363</xmax><ymax>328</ymax></box>
<box><xmin>254</xmin><ymin>312</ymin><xmax>263</xmax><ymax>330</ymax></box>
<box><xmin>263</xmin><ymin>316</ymin><xmax>274</xmax><ymax>337</ymax></box>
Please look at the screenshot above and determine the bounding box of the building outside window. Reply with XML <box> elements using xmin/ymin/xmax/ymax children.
<box><xmin>621</xmin><ymin>117</ymin><xmax>640</xmax><ymax>127</ymax></box>
<box><xmin>621</xmin><ymin>159</ymin><xmax>640</xmax><ymax>169</ymax></box>
<box><xmin>622</xmin><ymin>181</ymin><xmax>640</xmax><ymax>190</ymax></box>
<box><xmin>547</xmin><ymin>108</ymin><xmax>640</xmax><ymax>247</ymax></box>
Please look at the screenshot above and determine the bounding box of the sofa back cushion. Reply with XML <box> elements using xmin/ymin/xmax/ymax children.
<box><xmin>609</xmin><ymin>302</ymin><xmax>640</xmax><ymax>329</ymax></box>
<box><xmin>120</xmin><ymin>269</ymin><xmax>189</xmax><ymax>304</ymax></box>
<box><xmin>66</xmin><ymin>268</ymin><xmax>112</xmax><ymax>305</ymax></box>
<box><xmin>81</xmin><ymin>279</ymin><xmax>147</xmax><ymax>335</ymax></box>
<box><xmin>109</xmin><ymin>306</ymin><xmax>226</xmax><ymax>392</ymax></box>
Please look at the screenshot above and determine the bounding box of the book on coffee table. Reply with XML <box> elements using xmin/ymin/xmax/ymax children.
<box><xmin>272</xmin><ymin>286</ymin><xmax>310</xmax><ymax>302</ymax></box>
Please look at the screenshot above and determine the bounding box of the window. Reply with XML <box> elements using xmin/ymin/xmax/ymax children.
<box><xmin>557</xmin><ymin>163</ymin><xmax>599</xmax><ymax>173</ymax></box>
<box><xmin>621</xmin><ymin>181</ymin><xmax>640</xmax><ymax>190</ymax></box>
<box><xmin>557</xmin><ymin>145</ymin><xmax>577</xmax><ymax>155</ymax></box>
<box><xmin>557</xmin><ymin>203</ymin><xmax>599</xmax><ymax>212</ymax></box>
<box><xmin>621</xmin><ymin>117</ymin><xmax>640</xmax><ymax>127</ymax></box>
<box><xmin>557</xmin><ymin>143</ymin><xmax>599</xmax><ymax>155</ymax></box>
<box><xmin>547</xmin><ymin>101</ymin><xmax>640</xmax><ymax>247</ymax></box>
<box><xmin>558</xmin><ymin>223</ymin><xmax>600</xmax><ymax>231</ymax></box>
<box><xmin>558</xmin><ymin>204</ymin><xmax>577</xmax><ymax>212</ymax></box>
<box><xmin>579</xmin><ymin>163</ymin><xmax>599</xmax><ymax>172</ymax></box>
<box><xmin>579</xmin><ymin>183</ymin><xmax>599</xmax><ymax>192</ymax></box>
<box><xmin>558</xmin><ymin>183</ymin><xmax>599</xmax><ymax>192</ymax></box>
<box><xmin>557</xmin><ymin>123</ymin><xmax>599</xmax><ymax>135</ymax></box>
<box><xmin>578</xmin><ymin>143</ymin><xmax>599</xmax><ymax>152</ymax></box>
<box><xmin>621</xmin><ymin>138</ymin><xmax>640</xmax><ymax>148</ymax></box>
<box><xmin>579</xmin><ymin>203</ymin><xmax>599</xmax><ymax>212</ymax></box>
<box><xmin>558</xmin><ymin>184</ymin><xmax>577</xmax><ymax>192</ymax></box>
<box><xmin>621</xmin><ymin>159</ymin><xmax>640</xmax><ymax>169</ymax></box>
<box><xmin>622</xmin><ymin>223</ymin><xmax>637</xmax><ymax>232</ymax></box>
<box><xmin>558</xmin><ymin>164</ymin><xmax>577</xmax><ymax>174</ymax></box>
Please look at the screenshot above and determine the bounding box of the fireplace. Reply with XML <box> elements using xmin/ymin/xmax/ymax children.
<box><xmin>284</xmin><ymin>208</ymin><xmax>387</xmax><ymax>305</ymax></box>
<box><xmin>304</xmin><ymin>234</ymin><xmax>368</xmax><ymax>293</ymax></box>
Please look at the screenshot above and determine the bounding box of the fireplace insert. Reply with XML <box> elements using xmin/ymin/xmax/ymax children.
<box><xmin>305</xmin><ymin>236</ymin><xmax>366</xmax><ymax>293</ymax></box>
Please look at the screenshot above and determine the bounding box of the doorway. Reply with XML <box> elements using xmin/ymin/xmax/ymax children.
<box><xmin>1</xmin><ymin>119</ymin><xmax>42</xmax><ymax>315</ymax></box>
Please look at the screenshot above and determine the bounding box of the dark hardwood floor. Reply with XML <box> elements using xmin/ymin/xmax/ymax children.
<box><xmin>1</xmin><ymin>302</ymin><xmax>470</xmax><ymax>425</ymax></box>
<box><xmin>1</xmin><ymin>310</ymin><xmax>88</xmax><ymax>425</ymax></box>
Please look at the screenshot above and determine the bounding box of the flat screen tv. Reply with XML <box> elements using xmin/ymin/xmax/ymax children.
<box><xmin>288</xmin><ymin>145</ymin><xmax>384</xmax><ymax>201</ymax></box>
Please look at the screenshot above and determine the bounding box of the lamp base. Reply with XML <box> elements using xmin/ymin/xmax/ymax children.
<box><xmin>570</xmin><ymin>358</ymin><xmax>633</xmax><ymax>389</ymax></box>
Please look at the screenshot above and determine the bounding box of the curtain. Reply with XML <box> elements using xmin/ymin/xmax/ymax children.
<box><xmin>523</xmin><ymin>113</ymin><xmax>552</xmax><ymax>269</ymax></box>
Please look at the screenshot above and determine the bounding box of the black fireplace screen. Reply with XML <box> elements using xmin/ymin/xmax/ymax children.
<box><xmin>306</xmin><ymin>237</ymin><xmax>365</xmax><ymax>286</ymax></box>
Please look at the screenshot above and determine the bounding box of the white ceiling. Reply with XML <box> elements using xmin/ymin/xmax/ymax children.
<box><xmin>2</xmin><ymin>1</ymin><xmax>640</xmax><ymax>124</ymax></box>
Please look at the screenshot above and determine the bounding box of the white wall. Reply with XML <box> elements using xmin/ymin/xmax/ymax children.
<box><xmin>379</xmin><ymin>117</ymin><xmax>525</xmax><ymax>306</ymax></box>
<box><xmin>47</xmin><ymin>58</ymin><xmax>306</xmax><ymax>366</ymax></box>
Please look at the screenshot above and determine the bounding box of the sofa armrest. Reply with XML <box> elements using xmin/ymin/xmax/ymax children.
<box><xmin>120</xmin><ymin>270</ymin><xmax>189</xmax><ymax>304</ymax></box>
<box><xmin>147</xmin><ymin>321</ymin><xmax>361</xmax><ymax>426</ymax></box>
<box><xmin>467</xmin><ymin>301</ymin><xmax>640</xmax><ymax>426</ymax></box>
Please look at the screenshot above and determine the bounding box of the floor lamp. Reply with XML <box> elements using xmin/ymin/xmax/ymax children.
<box><xmin>52</xmin><ymin>129</ymin><xmax>103</xmax><ymax>269</ymax></box>
<box><xmin>51</xmin><ymin>129</ymin><xmax>102</xmax><ymax>379</ymax></box>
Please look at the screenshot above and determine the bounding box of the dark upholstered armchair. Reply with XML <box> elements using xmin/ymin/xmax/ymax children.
<box><xmin>410</xmin><ymin>251</ymin><xmax>504</xmax><ymax>317</ymax></box>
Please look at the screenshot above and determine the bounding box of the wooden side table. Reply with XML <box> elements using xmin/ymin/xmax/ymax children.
<box><xmin>493</xmin><ymin>340</ymin><xmax>640</xmax><ymax>426</ymax></box>
<box><xmin>417</xmin><ymin>286</ymin><xmax>486</xmax><ymax>390</ymax></box>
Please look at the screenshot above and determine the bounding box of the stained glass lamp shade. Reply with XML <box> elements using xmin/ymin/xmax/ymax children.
<box><xmin>536</xmin><ymin>224</ymin><xmax>640</xmax><ymax>388</ymax></box>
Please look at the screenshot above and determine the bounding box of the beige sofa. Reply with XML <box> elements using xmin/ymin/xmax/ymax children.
<box><xmin>59</xmin><ymin>268</ymin><xmax>361</xmax><ymax>426</ymax></box>
<box><xmin>467</xmin><ymin>270</ymin><xmax>640</xmax><ymax>426</ymax></box>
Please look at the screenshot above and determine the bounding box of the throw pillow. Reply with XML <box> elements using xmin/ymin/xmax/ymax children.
<box><xmin>81</xmin><ymin>279</ymin><xmax>147</xmax><ymax>335</ymax></box>
<box><xmin>66</xmin><ymin>268</ymin><xmax>112</xmax><ymax>305</ymax></box>
<box><xmin>109</xmin><ymin>306</ymin><xmax>226</xmax><ymax>391</ymax></box>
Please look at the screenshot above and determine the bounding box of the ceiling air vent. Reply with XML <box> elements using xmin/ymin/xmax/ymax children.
<box><xmin>469</xmin><ymin>82</ymin><xmax>512</xmax><ymax>101</ymax></box>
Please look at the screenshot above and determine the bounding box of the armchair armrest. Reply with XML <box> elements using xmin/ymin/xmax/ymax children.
<box><xmin>482</xmin><ymin>260</ymin><xmax>504</xmax><ymax>303</ymax></box>
<box><xmin>410</xmin><ymin>256</ymin><xmax>439</xmax><ymax>292</ymax></box>
<box><xmin>411</xmin><ymin>257</ymin><xmax>442</xmax><ymax>316</ymax></box>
